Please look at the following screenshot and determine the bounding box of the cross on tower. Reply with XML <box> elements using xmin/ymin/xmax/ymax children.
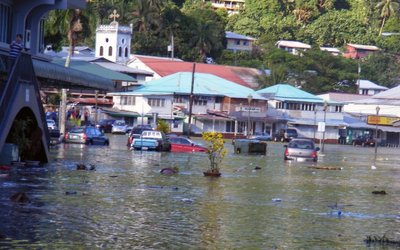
<box><xmin>109</xmin><ymin>9</ymin><xmax>120</xmax><ymax>23</ymax></box>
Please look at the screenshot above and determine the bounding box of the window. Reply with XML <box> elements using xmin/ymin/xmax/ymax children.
<box><xmin>148</xmin><ymin>98</ymin><xmax>165</xmax><ymax>107</ymax></box>
<box><xmin>99</xmin><ymin>46</ymin><xmax>104</xmax><ymax>56</ymax></box>
<box><xmin>125</xmin><ymin>47</ymin><xmax>128</xmax><ymax>57</ymax></box>
<box><xmin>120</xmin><ymin>96</ymin><xmax>135</xmax><ymax>105</ymax></box>
<box><xmin>108</xmin><ymin>46</ymin><xmax>112</xmax><ymax>56</ymax></box>
<box><xmin>236</xmin><ymin>40</ymin><xmax>240</xmax><ymax>45</ymax></box>
<box><xmin>118</xmin><ymin>47</ymin><xmax>122</xmax><ymax>57</ymax></box>
<box><xmin>335</xmin><ymin>105</ymin><xmax>342</xmax><ymax>112</ymax></box>
<box><xmin>173</xmin><ymin>96</ymin><xmax>185</xmax><ymax>103</ymax></box>
<box><xmin>193</xmin><ymin>96</ymin><xmax>208</xmax><ymax>106</ymax></box>
<box><xmin>0</xmin><ymin>4</ymin><xmax>11</xmax><ymax>43</ymax></box>
<box><xmin>226</xmin><ymin>121</ymin><xmax>235</xmax><ymax>132</ymax></box>
<box><xmin>243</xmin><ymin>41</ymin><xmax>248</xmax><ymax>46</ymax></box>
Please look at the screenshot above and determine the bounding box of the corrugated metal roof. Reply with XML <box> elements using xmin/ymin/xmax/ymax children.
<box><xmin>276</xmin><ymin>40</ymin><xmax>311</xmax><ymax>49</ymax></box>
<box><xmin>131</xmin><ymin>56</ymin><xmax>261</xmax><ymax>88</ymax></box>
<box><xmin>257</xmin><ymin>84</ymin><xmax>324</xmax><ymax>102</ymax></box>
<box><xmin>358</xmin><ymin>80</ymin><xmax>388</xmax><ymax>90</ymax></box>
<box><xmin>129</xmin><ymin>72</ymin><xmax>266</xmax><ymax>99</ymax></box>
<box><xmin>225</xmin><ymin>31</ymin><xmax>256</xmax><ymax>41</ymax></box>
<box><xmin>370</xmin><ymin>85</ymin><xmax>400</xmax><ymax>99</ymax></box>
<box><xmin>52</xmin><ymin>59</ymin><xmax>136</xmax><ymax>82</ymax></box>
<box><xmin>94</xmin><ymin>62</ymin><xmax>153</xmax><ymax>76</ymax></box>
<box><xmin>347</xmin><ymin>44</ymin><xmax>380</xmax><ymax>51</ymax></box>
<box><xmin>33</xmin><ymin>58</ymin><xmax>115</xmax><ymax>91</ymax></box>
<box><xmin>320</xmin><ymin>47</ymin><xmax>340</xmax><ymax>53</ymax></box>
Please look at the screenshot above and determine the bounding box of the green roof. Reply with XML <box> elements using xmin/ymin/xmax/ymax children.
<box><xmin>257</xmin><ymin>84</ymin><xmax>324</xmax><ymax>103</ymax></box>
<box><xmin>129</xmin><ymin>72</ymin><xmax>265</xmax><ymax>99</ymax></box>
<box><xmin>52</xmin><ymin>59</ymin><xmax>136</xmax><ymax>82</ymax></box>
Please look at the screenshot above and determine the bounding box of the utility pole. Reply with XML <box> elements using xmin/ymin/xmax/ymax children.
<box><xmin>187</xmin><ymin>63</ymin><xmax>196</xmax><ymax>138</ymax></box>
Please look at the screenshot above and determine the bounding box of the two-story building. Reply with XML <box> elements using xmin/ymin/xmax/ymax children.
<box><xmin>225</xmin><ymin>31</ymin><xmax>256</xmax><ymax>52</ymax></box>
<box><xmin>257</xmin><ymin>84</ymin><xmax>345</xmax><ymax>143</ymax></box>
<box><xmin>205</xmin><ymin>0</ymin><xmax>245</xmax><ymax>15</ymax></box>
<box><xmin>109</xmin><ymin>72</ymin><xmax>268</xmax><ymax>137</ymax></box>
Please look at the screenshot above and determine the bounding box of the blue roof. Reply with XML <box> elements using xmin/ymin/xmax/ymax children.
<box><xmin>131</xmin><ymin>72</ymin><xmax>266</xmax><ymax>99</ymax></box>
<box><xmin>225</xmin><ymin>31</ymin><xmax>256</xmax><ymax>41</ymax></box>
<box><xmin>257</xmin><ymin>84</ymin><xmax>325</xmax><ymax>103</ymax></box>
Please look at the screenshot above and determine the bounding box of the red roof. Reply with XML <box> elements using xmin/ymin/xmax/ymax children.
<box><xmin>134</xmin><ymin>56</ymin><xmax>260</xmax><ymax>88</ymax></box>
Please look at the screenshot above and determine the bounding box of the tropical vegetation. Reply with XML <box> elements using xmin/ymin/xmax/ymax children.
<box><xmin>44</xmin><ymin>0</ymin><xmax>400</xmax><ymax>93</ymax></box>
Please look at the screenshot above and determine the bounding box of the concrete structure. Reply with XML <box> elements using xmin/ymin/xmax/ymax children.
<box><xmin>0</xmin><ymin>0</ymin><xmax>119</xmax><ymax>163</ymax></box>
<box><xmin>95</xmin><ymin>10</ymin><xmax>132</xmax><ymax>64</ymax></box>
<box><xmin>225</xmin><ymin>31</ymin><xmax>256</xmax><ymax>52</ymax></box>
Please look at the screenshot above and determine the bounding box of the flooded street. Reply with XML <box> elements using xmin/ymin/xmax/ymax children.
<box><xmin>1</xmin><ymin>134</ymin><xmax>399</xmax><ymax>249</ymax></box>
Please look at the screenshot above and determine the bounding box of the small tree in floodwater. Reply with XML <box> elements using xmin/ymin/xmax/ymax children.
<box><xmin>202</xmin><ymin>132</ymin><xmax>227</xmax><ymax>177</ymax></box>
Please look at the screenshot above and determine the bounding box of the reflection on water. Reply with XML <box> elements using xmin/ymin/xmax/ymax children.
<box><xmin>1</xmin><ymin>135</ymin><xmax>399</xmax><ymax>248</ymax></box>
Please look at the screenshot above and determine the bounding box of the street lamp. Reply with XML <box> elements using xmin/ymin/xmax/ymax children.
<box><xmin>374</xmin><ymin>106</ymin><xmax>380</xmax><ymax>167</ymax></box>
<box><xmin>247</xmin><ymin>94</ymin><xmax>253</xmax><ymax>137</ymax></box>
<box><xmin>321</xmin><ymin>101</ymin><xmax>328</xmax><ymax>153</ymax></box>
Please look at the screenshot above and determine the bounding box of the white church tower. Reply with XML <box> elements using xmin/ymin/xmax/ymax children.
<box><xmin>95</xmin><ymin>10</ymin><xmax>133</xmax><ymax>64</ymax></box>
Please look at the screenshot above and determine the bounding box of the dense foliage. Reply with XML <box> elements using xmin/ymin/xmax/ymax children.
<box><xmin>44</xmin><ymin>0</ymin><xmax>400</xmax><ymax>93</ymax></box>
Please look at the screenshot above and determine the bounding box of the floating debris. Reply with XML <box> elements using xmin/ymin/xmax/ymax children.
<box><xmin>254</xmin><ymin>166</ymin><xmax>261</xmax><ymax>170</ymax></box>
<box><xmin>76</xmin><ymin>164</ymin><xmax>87</xmax><ymax>170</ymax></box>
<box><xmin>372</xmin><ymin>190</ymin><xmax>387</xmax><ymax>195</ymax></box>
<box><xmin>160</xmin><ymin>167</ymin><xmax>178</xmax><ymax>175</ymax></box>
<box><xmin>308</xmin><ymin>166</ymin><xmax>342</xmax><ymax>170</ymax></box>
<box><xmin>272</xmin><ymin>198</ymin><xmax>282</xmax><ymax>202</ymax></box>
<box><xmin>65</xmin><ymin>191</ymin><xmax>78</xmax><ymax>195</ymax></box>
<box><xmin>10</xmin><ymin>192</ymin><xmax>30</xmax><ymax>203</ymax></box>
<box><xmin>364</xmin><ymin>235</ymin><xmax>400</xmax><ymax>247</ymax></box>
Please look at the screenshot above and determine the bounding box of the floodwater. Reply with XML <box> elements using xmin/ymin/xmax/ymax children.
<box><xmin>1</xmin><ymin>135</ymin><xmax>399</xmax><ymax>249</ymax></box>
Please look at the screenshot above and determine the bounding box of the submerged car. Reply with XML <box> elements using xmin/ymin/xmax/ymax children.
<box><xmin>127</xmin><ymin>125</ymin><xmax>153</xmax><ymax>146</ymax></box>
<box><xmin>284</xmin><ymin>138</ymin><xmax>319</xmax><ymax>162</ymax></box>
<box><xmin>249</xmin><ymin>132</ymin><xmax>272</xmax><ymax>141</ymax></box>
<box><xmin>352</xmin><ymin>135</ymin><xmax>375</xmax><ymax>147</ymax></box>
<box><xmin>96</xmin><ymin>119</ymin><xmax>116</xmax><ymax>133</ymax></box>
<box><xmin>64</xmin><ymin>126</ymin><xmax>109</xmax><ymax>145</ymax></box>
<box><xmin>111</xmin><ymin>120</ymin><xmax>128</xmax><ymax>134</ymax></box>
<box><xmin>168</xmin><ymin>136</ymin><xmax>207</xmax><ymax>152</ymax></box>
<box><xmin>131</xmin><ymin>130</ymin><xmax>171</xmax><ymax>151</ymax></box>
<box><xmin>274</xmin><ymin>128</ymin><xmax>298</xmax><ymax>142</ymax></box>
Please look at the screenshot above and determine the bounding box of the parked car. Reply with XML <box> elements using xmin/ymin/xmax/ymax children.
<box><xmin>249</xmin><ymin>132</ymin><xmax>272</xmax><ymax>141</ymax></box>
<box><xmin>127</xmin><ymin>125</ymin><xmax>153</xmax><ymax>146</ymax></box>
<box><xmin>352</xmin><ymin>135</ymin><xmax>375</xmax><ymax>147</ymax></box>
<box><xmin>47</xmin><ymin>119</ymin><xmax>57</xmax><ymax>130</ymax></box>
<box><xmin>168</xmin><ymin>136</ymin><xmax>207</xmax><ymax>152</ymax></box>
<box><xmin>273</xmin><ymin>128</ymin><xmax>298</xmax><ymax>142</ymax></box>
<box><xmin>111</xmin><ymin>120</ymin><xmax>128</xmax><ymax>134</ymax></box>
<box><xmin>131</xmin><ymin>130</ymin><xmax>171</xmax><ymax>151</ymax></box>
<box><xmin>96</xmin><ymin>119</ymin><xmax>116</xmax><ymax>133</ymax></box>
<box><xmin>64</xmin><ymin>126</ymin><xmax>109</xmax><ymax>145</ymax></box>
<box><xmin>284</xmin><ymin>138</ymin><xmax>319</xmax><ymax>162</ymax></box>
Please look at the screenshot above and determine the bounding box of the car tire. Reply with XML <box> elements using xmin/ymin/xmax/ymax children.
<box><xmin>274</xmin><ymin>137</ymin><xmax>278</xmax><ymax>142</ymax></box>
<box><xmin>104</xmin><ymin>140</ymin><xmax>109</xmax><ymax>146</ymax></box>
<box><xmin>280</xmin><ymin>137</ymin><xmax>284</xmax><ymax>142</ymax></box>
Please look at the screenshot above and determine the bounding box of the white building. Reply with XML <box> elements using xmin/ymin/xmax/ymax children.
<box><xmin>95</xmin><ymin>10</ymin><xmax>132</xmax><ymax>64</ymax></box>
<box><xmin>357</xmin><ymin>79</ymin><xmax>388</xmax><ymax>96</ymax></box>
<box><xmin>276</xmin><ymin>40</ymin><xmax>311</xmax><ymax>55</ymax></box>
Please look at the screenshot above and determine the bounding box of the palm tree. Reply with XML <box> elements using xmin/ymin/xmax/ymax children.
<box><xmin>376</xmin><ymin>0</ymin><xmax>400</xmax><ymax>36</ymax></box>
<box><xmin>130</xmin><ymin>0</ymin><xmax>160</xmax><ymax>33</ymax></box>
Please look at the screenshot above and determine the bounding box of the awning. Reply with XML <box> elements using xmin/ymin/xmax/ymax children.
<box><xmin>288</xmin><ymin>118</ymin><xmax>347</xmax><ymax>127</ymax></box>
<box><xmin>100</xmin><ymin>107</ymin><xmax>142</xmax><ymax>118</ymax></box>
<box><xmin>33</xmin><ymin>58</ymin><xmax>115</xmax><ymax>91</ymax></box>
<box><xmin>194</xmin><ymin>114</ymin><xmax>234</xmax><ymax>121</ymax></box>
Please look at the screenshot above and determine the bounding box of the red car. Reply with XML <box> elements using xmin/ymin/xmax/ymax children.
<box><xmin>168</xmin><ymin>137</ymin><xmax>207</xmax><ymax>152</ymax></box>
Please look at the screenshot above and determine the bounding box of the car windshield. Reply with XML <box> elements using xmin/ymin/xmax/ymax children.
<box><xmin>289</xmin><ymin>140</ymin><xmax>314</xmax><ymax>149</ymax></box>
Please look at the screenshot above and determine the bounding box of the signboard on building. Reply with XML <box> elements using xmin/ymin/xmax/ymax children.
<box><xmin>235</xmin><ymin>106</ymin><xmax>261</xmax><ymax>112</ymax></box>
<box><xmin>318</xmin><ymin>122</ymin><xmax>325</xmax><ymax>132</ymax></box>
<box><xmin>367</xmin><ymin>115</ymin><xmax>399</xmax><ymax>126</ymax></box>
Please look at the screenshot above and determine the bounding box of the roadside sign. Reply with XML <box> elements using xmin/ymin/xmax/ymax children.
<box><xmin>318</xmin><ymin>122</ymin><xmax>325</xmax><ymax>132</ymax></box>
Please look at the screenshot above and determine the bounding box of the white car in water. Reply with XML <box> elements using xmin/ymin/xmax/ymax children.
<box><xmin>111</xmin><ymin>120</ymin><xmax>128</xmax><ymax>134</ymax></box>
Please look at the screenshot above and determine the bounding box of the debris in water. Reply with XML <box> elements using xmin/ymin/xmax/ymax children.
<box><xmin>10</xmin><ymin>192</ymin><xmax>30</xmax><ymax>203</ymax></box>
<box><xmin>65</xmin><ymin>191</ymin><xmax>78</xmax><ymax>195</ymax></box>
<box><xmin>272</xmin><ymin>198</ymin><xmax>282</xmax><ymax>202</ymax></box>
<box><xmin>364</xmin><ymin>234</ymin><xmax>400</xmax><ymax>247</ymax></box>
<box><xmin>254</xmin><ymin>166</ymin><xmax>261</xmax><ymax>170</ymax></box>
<box><xmin>372</xmin><ymin>190</ymin><xmax>387</xmax><ymax>195</ymax></box>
